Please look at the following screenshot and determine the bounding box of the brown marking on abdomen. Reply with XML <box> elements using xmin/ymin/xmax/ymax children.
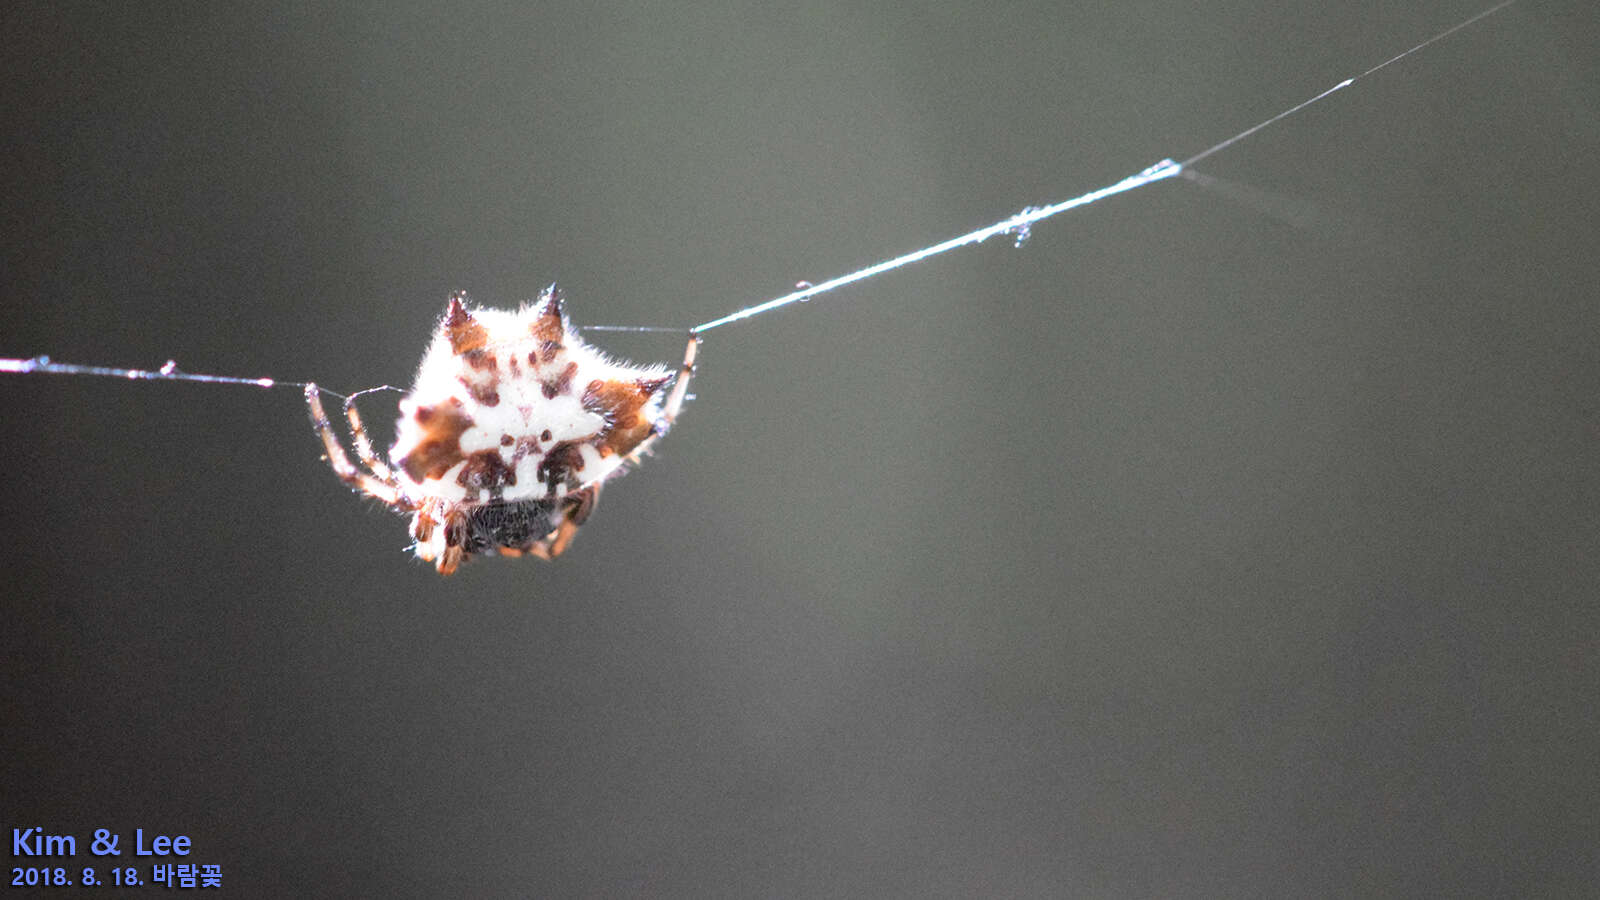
<box><xmin>537</xmin><ymin>440</ymin><xmax>587</xmax><ymax>490</ymax></box>
<box><xmin>397</xmin><ymin>398</ymin><xmax>474</xmax><ymax>482</ymax></box>
<box><xmin>510</xmin><ymin>435</ymin><xmax>542</xmax><ymax>465</ymax></box>
<box><xmin>457</xmin><ymin>449</ymin><xmax>517</xmax><ymax>500</ymax></box>
<box><xmin>541</xmin><ymin>360</ymin><xmax>579</xmax><ymax>399</ymax></box>
<box><xmin>445</xmin><ymin>293</ymin><xmax>489</xmax><ymax>354</ymax></box>
<box><xmin>583</xmin><ymin>375</ymin><xmax>670</xmax><ymax>458</ymax></box>
<box><xmin>458</xmin><ymin>374</ymin><xmax>501</xmax><ymax>406</ymax></box>
<box><xmin>531</xmin><ymin>287</ymin><xmax>565</xmax><ymax>344</ymax></box>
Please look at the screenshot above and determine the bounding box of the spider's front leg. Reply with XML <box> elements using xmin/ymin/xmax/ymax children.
<box><xmin>304</xmin><ymin>383</ymin><xmax>407</xmax><ymax>508</ymax></box>
<box><xmin>658</xmin><ymin>334</ymin><xmax>700</xmax><ymax>433</ymax></box>
<box><xmin>343</xmin><ymin>390</ymin><xmax>398</xmax><ymax>485</ymax></box>
<box><xmin>625</xmin><ymin>333</ymin><xmax>701</xmax><ymax>465</ymax></box>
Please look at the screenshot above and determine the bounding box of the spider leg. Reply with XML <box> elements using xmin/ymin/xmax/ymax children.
<box><xmin>527</xmin><ymin>517</ymin><xmax>580</xmax><ymax>560</ymax></box>
<box><xmin>304</xmin><ymin>383</ymin><xmax>407</xmax><ymax>507</ymax></box>
<box><xmin>656</xmin><ymin>334</ymin><xmax>699</xmax><ymax>433</ymax></box>
<box><xmin>527</xmin><ymin>483</ymin><xmax>600</xmax><ymax>560</ymax></box>
<box><xmin>437</xmin><ymin>509</ymin><xmax>467</xmax><ymax>575</ymax></box>
<box><xmin>410</xmin><ymin>507</ymin><xmax>437</xmax><ymax>544</ymax></box>
<box><xmin>343</xmin><ymin>393</ymin><xmax>398</xmax><ymax>484</ymax></box>
<box><xmin>625</xmin><ymin>334</ymin><xmax>700</xmax><ymax>465</ymax></box>
<box><xmin>567</xmin><ymin>481</ymin><xmax>602</xmax><ymax>525</ymax></box>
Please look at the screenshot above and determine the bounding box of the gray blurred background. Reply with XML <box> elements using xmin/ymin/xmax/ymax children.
<box><xmin>3</xmin><ymin>1</ymin><xmax>1597</xmax><ymax>896</ymax></box>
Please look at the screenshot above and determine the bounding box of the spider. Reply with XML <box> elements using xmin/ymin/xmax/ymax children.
<box><xmin>303</xmin><ymin>284</ymin><xmax>698</xmax><ymax>575</ymax></box>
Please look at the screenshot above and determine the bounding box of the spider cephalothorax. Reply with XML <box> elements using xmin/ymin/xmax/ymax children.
<box><xmin>305</xmin><ymin>285</ymin><xmax>697</xmax><ymax>574</ymax></box>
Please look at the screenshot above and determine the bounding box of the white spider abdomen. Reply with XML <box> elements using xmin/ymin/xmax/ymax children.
<box><xmin>388</xmin><ymin>287</ymin><xmax>672</xmax><ymax>509</ymax></box>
